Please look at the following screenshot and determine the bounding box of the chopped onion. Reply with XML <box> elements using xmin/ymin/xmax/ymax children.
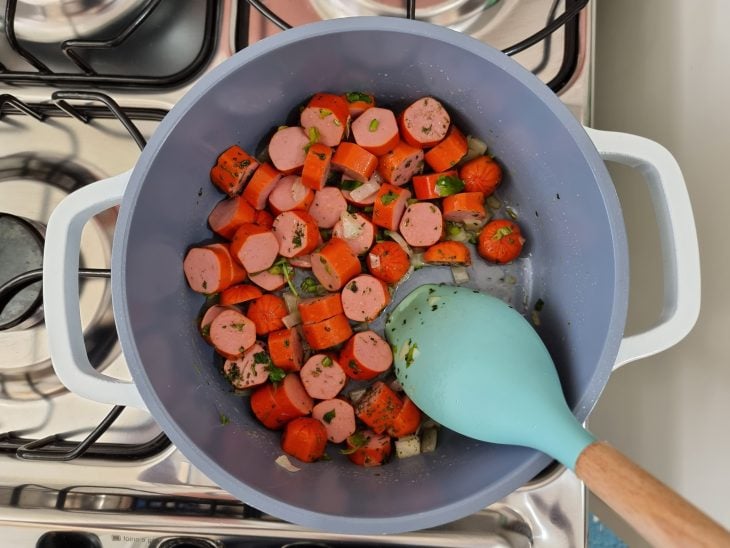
<box><xmin>283</xmin><ymin>292</ymin><xmax>300</xmax><ymax>314</ymax></box>
<box><xmin>486</xmin><ymin>195</ymin><xmax>502</xmax><ymax>210</ymax></box>
<box><xmin>463</xmin><ymin>214</ymin><xmax>490</xmax><ymax>231</ymax></box>
<box><xmin>282</xmin><ymin>310</ymin><xmax>302</xmax><ymax>329</ymax></box>
<box><xmin>409</xmin><ymin>253</ymin><xmax>424</xmax><ymax>269</ymax></box>
<box><xmin>395</xmin><ymin>435</ymin><xmax>421</xmax><ymax>459</ymax></box>
<box><xmin>457</xmin><ymin>135</ymin><xmax>489</xmax><ymax>166</ymax></box>
<box><xmin>349</xmin><ymin>179</ymin><xmax>380</xmax><ymax>202</ymax></box>
<box><xmin>340</xmin><ymin>212</ymin><xmax>364</xmax><ymax>239</ymax></box>
<box><xmin>531</xmin><ymin>310</ymin><xmax>542</xmax><ymax>326</ymax></box>
<box><xmin>349</xmin><ymin>388</ymin><xmax>367</xmax><ymax>403</ymax></box>
<box><xmin>368</xmin><ymin>252</ymin><xmax>380</xmax><ymax>269</ymax></box>
<box><xmin>388</xmin><ymin>378</ymin><xmax>403</xmax><ymax>392</ymax></box>
<box><xmin>385</xmin><ymin>230</ymin><xmax>413</xmax><ymax>257</ymax></box>
<box><xmin>427</xmin><ymin>296</ymin><xmax>442</xmax><ymax>308</ymax></box>
<box><xmin>420</xmin><ymin>428</ymin><xmax>438</xmax><ymax>453</ymax></box>
<box><xmin>275</xmin><ymin>454</ymin><xmax>301</xmax><ymax>472</ymax></box>
<box><xmin>446</xmin><ymin>226</ymin><xmax>469</xmax><ymax>243</ymax></box>
<box><xmin>451</xmin><ymin>265</ymin><xmax>470</xmax><ymax>284</ymax></box>
<box><xmin>291</xmin><ymin>178</ymin><xmax>307</xmax><ymax>201</ymax></box>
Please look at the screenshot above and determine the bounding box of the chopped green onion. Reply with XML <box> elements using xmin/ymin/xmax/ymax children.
<box><xmin>345</xmin><ymin>91</ymin><xmax>373</xmax><ymax>103</ymax></box>
<box><xmin>368</xmin><ymin>118</ymin><xmax>380</xmax><ymax>132</ymax></box>
<box><xmin>340</xmin><ymin>179</ymin><xmax>363</xmax><ymax>191</ymax></box>
<box><xmin>446</xmin><ymin>222</ymin><xmax>462</xmax><ymax>236</ymax></box>
<box><xmin>380</xmin><ymin>191</ymin><xmax>398</xmax><ymax>205</ymax></box>
<box><xmin>304</xmin><ymin>126</ymin><xmax>320</xmax><ymax>152</ymax></box>
<box><xmin>323</xmin><ymin>410</ymin><xmax>336</xmax><ymax>424</ymax></box>
<box><xmin>318</xmin><ymin>108</ymin><xmax>332</xmax><ymax>119</ymax></box>
<box><xmin>435</xmin><ymin>175</ymin><xmax>465</xmax><ymax>197</ymax></box>
<box><xmin>322</xmin><ymin>356</ymin><xmax>333</xmax><ymax>367</ymax></box>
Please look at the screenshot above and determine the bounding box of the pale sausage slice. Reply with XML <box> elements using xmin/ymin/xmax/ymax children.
<box><xmin>223</xmin><ymin>342</ymin><xmax>269</xmax><ymax>389</ymax></box>
<box><xmin>399</xmin><ymin>97</ymin><xmax>451</xmax><ymax>148</ymax></box>
<box><xmin>339</xmin><ymin>330</ymin><xmax>393</xmax><ymax>381</ymax></box>
<box><xmin>341</xmin><ymin>275</ymin><xmax>391</xmax><ymax>322</ymax></box>
<box><xmin>312</xmin><ymin>399</ymin><xmax>357</xmax><ymax>443</ymax></box>
<box><xmin>200</xmin><ymin>305</ymin><xmax>226</xmax><ymax>343</ymax></box>
<box><xmin>248</xmin><ymin>269</ymin><xmax>286</xmax><ymax>292</ymax></box>
<box><xmin>399</xmin><ymin>202</ymin><xmax>443</xmax><ymax>247</ymax></box>
<box><xmin>230</xmin><ymin>223</ymin><xmax>278</xmax><ymax>273</ymax></box>
<box><xmin>250</xmin><ymin>374</ymin><xmax>313</xmax><ymax>430</ymax></box>
<box><xmin>311</xmin><ymin>237</ymin><xmax>361</xmax><ymax>291</ymax></box>
<box><xmin>351</xmin><ymin>107</ymin><xmax>400</xmax><ymax>156</ymax></box>
<box><xmin>308</xmin><ymin>187</ymin><xmax>347</xmax><ymax>228</ymax></box>
<box><xmin>267</xmin><ymin>175</ymin><xmax>314</xmax><ymax>215</ymax></box>
<box><xmin>272</xmin><ymin>210</ymin><xmax>319</xmax><ymax>257</ymax></box>
<box><xmin>268</xmin><ymin>126</ymin><xmax>309</xmax><ymax>173</ymax></box>
<box><xmin>300</xmin><ymin>354</ymin><xmax>347</xmax><ymax>400</ymax></box>
<box><xmin>332</xmin><ymin>212</ymin><xmax>375</xmax><ymax>256</ymax></box>
<box><xmin>300</xmin><ymin>93</ymin><xmax>350</xmax><ymax>147</ymax></box>
<box><xmin>209</xmin><ymin>308</ymin><xmax>256</xmax><ymax>358</ymax></box>
<box><xmin>208</xmin><ymin>195</ymin><xmax>256</xmax><ymax>240</ymax></box>
<box><xmin>183</xmin><ymin>245</ymin><xmax>238</xmax><ymax>294</ymax></box>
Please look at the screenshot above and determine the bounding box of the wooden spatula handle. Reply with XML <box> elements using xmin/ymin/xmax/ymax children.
<box><xmin>576</xmin><ymin>441</ymin><xmax>730</xmax><ymax>547</ymax></box>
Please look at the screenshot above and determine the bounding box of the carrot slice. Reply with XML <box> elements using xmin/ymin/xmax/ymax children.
<box><xmin>243</xmin><ymin>162</ymin><xmax>282</xmax><ymax>210</ymax></box>
<box><xmin>424</xmin><ymin>126</ymin><xmax>468</xmax><ymax>172</ymax></box>
<box><xmin>371</xmin><ymin>183</ymin><xmax>411</xmax><ymax>231</ymax></box>
<box><xmin>459</xmin><ymin>155</ymin><xmax>502</xmax><ymax>196</ymax></box>
<box><xmin>345</xmin><ymin>430</ymin><xmax>391</xmax><ymax>467</ymax></box>
<box><xmin>387</xmin><ymin>396</ymin><xmax>422</xmax><ymax>438</ymax></box>
<box><xmin>298</xmin><ymin>293</ymin><xmax>344</xmax><ymax>325</ymax></box>
<box><xmin>219</xmin><ymin>283</ymin><xmax>263</xmax><ymax>306</ymax></box>
<box><xmin>332</xmin><ymin>142</ymin><xmax>377</xmax><ymax>183</ymax></box>
<box><xmin>210</xmin><ymin>145</ymin><xmax>259</xmax><ymax>197</ymax></box>
<box><xmin>301</xmin><ymin>314</ymin><xmax>353</xmax><ymax>350</ymax></box>
<box><xmin>423</xmin><ymin>241</ymin><xmax>472</xmax><ymax>266</ymax></box>
<box><xmin>477</xmin><ymin>219</ymin><xmax>525</xmax><ymax>264</ymax></box>
<box><xmin>411</xmin><ymin>170</ymin><xmax>458</xmax><ymax>200</ymax></box>
<box><xmin>268</xmin><ymin>327</ymin><xmax>303</xmax><ymax>372</ymax></box>
<box><xmin>366</xmin><ymin>241</ymin><xmax>411</xmax><ymax>285</ymax></box>
<box><xmin>246</xmin><ymin>294</ymin><xmax>288</xmax><ymax>336</ymax></box>
<box><xmin>355</xmin><ymin>381</ymin><xmax>403</xmax><ymax>434</ymax></box>
<box><xmin>281</xmin><ymin>417</ymin><xmax>328</xmax><ymax>462</ymax></box>
<box><xmin>301</xmin><ymin>143</ymin><xmax>333</xmax><ymax>191</ymax></box>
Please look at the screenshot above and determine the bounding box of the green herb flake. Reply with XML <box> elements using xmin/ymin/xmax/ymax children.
<box><xmin>292</xmin><ymin>226</ymin><xmax>304</xmax><ymax>248</ymax></box>
<box><xmin>340</xmin><ymin>179</ymin><xmax>363</xmax><ymax>191</ymax></box>
<box><xmin>314</xmin><ymin>152</ymin><xmax>326</xmax><ymax>161</ymax></box>
<box><xmin>340</xmin><ymin>431</ymin><xmax>369</xmax><ymax>454</ymax></box>
<box><xmin>405</xmin><ymin>341</ymin><xmax>419</xmax><ymax>368</ymax></box>
<box><xmin>368</xmin><ymin>118</ymin><xmax>380</xmax><ymax>132</ymax></box>
<box><xmin>348</xmin><ymin>281</ymin><xmax>359</xmax><ymax>293</ymax></box>
<box><xmin>534</xmin><ymin>298</ymin><xmax>545</xmax><ymax>312</ymax></box>
<box><xmin>201</xmin><ymin>323</ymin><xmax>211</xmax><ymax>338</ymax></box>
<box><xmin>380</xmin><ymin>191</ymin><xmax>398</xmax><ymax>205</ymax></box>
<box><xmin>301</xmin><ymin>276</ymin><xmax>326</xmax><ymax>295</ymax></box>
<box><xmin>319</xmin><ymin>108</ymin><xmax>332</xmax><ymax>119</ymax></box>
<box><xmin>219</xmin><ymin>413</ymin><xmax>230</xmax><ymax>425</ymax></box>
<box><xmin>201</xmin><ymin>280</ymin><xmax>207</xmax><ymax>290</ymax></box>
<box><xmin>345</xmin><ymin>91</ymin><xmax>373</xmax><ymax>104</ymax></box>
<box><xmin>321</xmin><ymin>356</ymin><xmax>333</xmax><ymax>367</ymax></box>
<box><xmin>323</xmin><ymin>409</ymin><xmax>336</xmax><ymax>424</ymax></box>
<box><xmin>446</xmin><ymin>221</ymin><xmax>462</xmax><ymax>236</ymax></box>
<box><xmin>435</xmin><ymin>175</ymin><xmax>465</xmax><ymax>197</ymax></box>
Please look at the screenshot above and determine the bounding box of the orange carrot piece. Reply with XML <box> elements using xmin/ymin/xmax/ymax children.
<box><xmin>387</xmin><ymin>396</ymin><xmax>422</xmax><ymax>438</ymax></box>
<box><xmin>424</xmin><ymin>126</ymin><xmax>468</xmax><ymax>172</ymax></box>
<box><xmin>210</xmin><ymin>145</ymin><xmax>259</xmax><ymax>197</ymax></box>
<box><xmin>477</xmin><ymin>219</ymin><xmax>525</xmax><ymax>264</ymax></box>
<box><xmin>301</xmin><ymin>143</ymin><xmax>333</xmax><ymax>191</ymax></box>
<box><xmin>331</xmin><ymin>142</ymin><xmax>377</xmax><ymax>183</ymax></box>
<box><xmin>246</xmin><ymin>294</ymin><xmax>288</xmax><ymax>336</ymax></box>
<box><xmin>243</xmin><ymin>162</ymin><xmax>282</xmax><ymax>210</ymax></box>
<box><xmin>411</xmin><ymin>170</ymin><xmax>458</xmax><ymax>200</ymax></box>
<box><xmin>301</xmin><ymin>314</ymin><xmax>353</xmax><ymax>350</ymax></box>
<box><xmin>298</xmin><ymin>293</ymin><xmax>344</xmax><ymax>325</ymax></box>
<box><xmin>355</xmin><ymin>381</ymin><xmax>403</xmax><ymax>434</ymax></box>
<box><xmin>459</xmin><ymin>155</ymin><xmax>502</xmax><ymax>196</ymax></box>
<box><xmin>423</xmin><ymin>241</ymin><xmax>472</xmax><ymax>266</ymax></box>
<box><xmin>219</xmin><ymin>283</ymin><xmax>263</xmax><ymax>306</ymax></box>
<box><xmin>366</xmin><ymin>241</ymin><xmax>411</xmax><ymax>285</ymax></box>
<box><xmin>281</xmin><ymin>417</ymin><xmax>328</xmax><ymax>462</ymax></box>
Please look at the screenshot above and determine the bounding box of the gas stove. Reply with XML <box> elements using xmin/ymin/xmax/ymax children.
<box><xmin>0</xmin><ymin>1</ymin><xmax>593</xmax><ymax>546</ymax></box>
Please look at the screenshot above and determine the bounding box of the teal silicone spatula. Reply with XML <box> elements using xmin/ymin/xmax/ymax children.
<box><xmin>386</xmin><ymin>284</ymin><xmax>729</xmax><ymax>547</ymax></box>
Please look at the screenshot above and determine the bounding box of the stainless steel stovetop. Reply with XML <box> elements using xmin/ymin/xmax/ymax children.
<box><xmin>0</xmin><ymin>1</ymin><xmax>593</xmax><ymax>546</ymax></box>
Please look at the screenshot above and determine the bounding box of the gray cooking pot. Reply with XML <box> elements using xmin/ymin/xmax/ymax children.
<box><xmin>42</xmin><ymin>17</ymin><xmax>700</xmax><ymax>534</ymax></box>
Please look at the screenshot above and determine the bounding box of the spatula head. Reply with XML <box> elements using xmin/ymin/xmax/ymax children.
<box><xmin>385</xmin><ymin>284</ymin><xmax>594</xmax><ymax>468</ymax></box>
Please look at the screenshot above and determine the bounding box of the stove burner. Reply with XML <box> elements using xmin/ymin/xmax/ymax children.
<box><xmin>0</xmin><ymin>213</ymin><xmax>44</xmax><ymax>331</ymax></box>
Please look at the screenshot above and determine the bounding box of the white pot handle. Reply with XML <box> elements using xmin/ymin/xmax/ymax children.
<box><xmin>585</xmin><ymin>128</ymin><xmax>701</xmax><ymax>370</ymax></box>
<box><xmin>43</xmin><ymin>170</ymin><xmax>147</xmax><ymax>409</ymax></box>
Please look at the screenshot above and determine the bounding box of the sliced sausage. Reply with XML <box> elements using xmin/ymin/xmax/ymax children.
<box><xmin>366</xmin><ymin>241</ymin><xmax>411</xmax><ymax>285</ymax></box>
<box><xmin>248</xmin><ymin>269</ymin><xmax>286</xmax><ymax>291</ymax></box>
<box><xmin>311</xmin><ymin>237</ymin><xmax>361</xmax><ymax>291</ymax></box>
<box><xmin>399</xmin><ymin>202</ymin><xmax>443</xmax><ymax>247</ymax></box>
<box><xmin>243</xmin><ymin>163</ymin><xmax>283</xmax><ymax>210</ymax></box>
<box><xmin>206</xmin><ymin>243</ymin><xmax>247</xmax><ymax>286</ymax></box>
<box><xmin>424</xmin><ymin>125</ymin><xmax>468</xmax><ymax>172</ymax></box>
<box><xmin>378</xmin><ymin>141</ymin><xmax>424</xmax><ymax>186</ymax></box>
<box><xmin>254</xmin><ymin>209</ymin><xmax>275</xmax><ymax>228</ymax></box>
<box><xmin>209</xmin><ymin>308</ymin><xmax>256</xmax><ymax>358</ymax></box>
<box><xmin>223</xmin><ymin>342</ymin><xmax>270</xmax><ymax>390</ymax></box>
<box><xmin>299</xmin><ymin>93</ymin><xmax>350</xmax><ymax>147</ymax></box>
<box><xmin>301</xmin><ymin>143</ymin><xmax>333</xmax><ymax>191</ymax></box>
<box><xmin>210</xmin><ymin>145</ymin><xmax>259</xmax><ymax>196</ymax></box>
<box><xmin>340</xmin><ymin>275</ymin><xmax>391</xmax><ymax>322</ymax></box>
<box><xmin>351</xmin><ymin>107</ymin><xmax>400</xmax><ymax>156</ymax></box>
<box><xmin>272</xmin><ymin>210</ymin><xmax>319</xmax><ymax>257</ymax></box>
<box><xmin>268</xmin><ymin>126</ymin><xmax>309</xmax><ymax>173</ymax></box>
<box><xmin>267</xmin><ymin>175</ymin><xmax>315</xmax><ymax>215</ymax></box>
<box><xmin>298</xmin><ymin>293</ymin><xmax>344</xmax><ymax>325</ymax></box>
<box><xmin>332</xmin><ymin>212</ymin><xmax>375</xmax><ymax>256</ymax></box>
<box><xmin>250</xmin><ymin>374</ymin><xmax>313</xmax><ymax>430</ymax></box>
<box><xmin>342</xmin><ymin>91</ymin><xmax>375</xmax><ymax>118</ymax></box>
<box><xmin>355</xmin><ymin>381</ymin><xmax>403</xmax><ymax>434</ymax></box>
<box><xmin>399</xmin><ymin>97</ymin><xmax>451</xmax><ymax>149</ymax></box>
<box><xmin>219</xmin><ymin>283</ymin><xmax>263</xmax><ymax>306</ymax></box>
<box><xmin>412</xmin><ymin>170</ymin><xmax>458</xmax><ymax>200</ymax></box>
<box><xmin>281</xmin><ymin>417</ymin><xmax>328</xmax><ymax>462</ymax></box>
<box><xmin>289</xmin><ymin>254</ymin><xmax>312</xmax><ymax>269</ymax></box>
<box><xmin>372</xmin><ymin>183</ymin><xmax>412</xmax><ymax>231</ymax></box>
<box><xmin>345</xmin><ymin>430</ymin><xmax>392</xmax><ymax>467</ymax></box>
<box><xmin>339</xmin><ymin>330</ymin><xmax>393</xmax><ymax>380</ymax></box>
<box><xmin>308</xmin><ymin>187</ymin><xmax>347</xmax><ymax>229</ymax></box>
<box><xmin>300</xmin><ymin>354</ymin><xmax>347</xmax><ymax>400</ymax></box>
<box><xmin>331</xmin><ymin>142</ymin><xmax>378</xmax><ymax>183</ymax></box>
<box><xmin>268</xmin><ymin>327</ymin><xmax>304</xmax><ymax>372</ymax></box>
<box><xmin>301</xmin><ymin>314</ymin><xmax>353</xmax><ymax>350</ymax></box>
<box><xmin>183</xmin><ymin>245</ymin><xmax>239</xmax><ymax>294</ymax></box>
<box><xmin>199</xmin><ymin>304</ymin><xmax>226</xmax><ymax>343</ymax></box>
<box><xmin>312</xmin><ymin>399</ymin><xmax>357</xmax><ymax>443</ymax></box>
<box><xmin>208</xmin><ymin>195</ymin><xmax>256</xmax><ymax>239</ymax></box>
<box><xmin>229</xmin><ymin>223</ymin><xmax>279</xmax><ymax>273</ymax></box>
<box><xmin>442</xmin><ymin>191</ymin><xmax>487</xmax><ymax>224</ymax></box>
